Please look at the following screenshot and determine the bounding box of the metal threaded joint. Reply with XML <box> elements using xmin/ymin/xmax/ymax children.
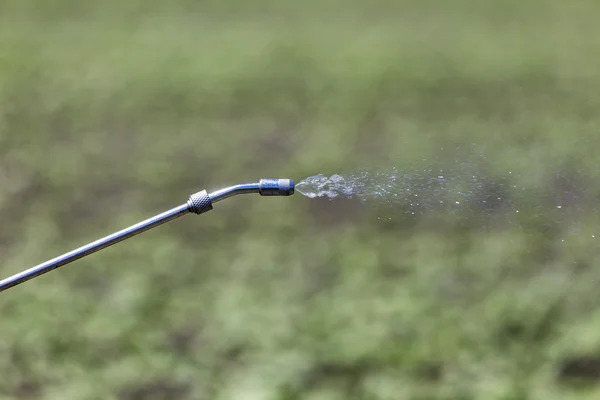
<box><xmin>187</xmin><ymin>190</ymin><xmax>213</xmax><ymax>215</ymax></box>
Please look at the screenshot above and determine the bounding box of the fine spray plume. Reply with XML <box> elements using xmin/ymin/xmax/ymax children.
<box><xmin>295</xmin><ymin>159</ymin><xmax>599</xmax><ymax>232</ymax></box>
<box><xmin>295</xmin><ymin>166</ymin><xmax>482</xmax><ymax>212</ymax></box>
<box><xmin>0</xmin><ymin>179</ymin><xmax>294</xmax><ymax>293</ymax></box>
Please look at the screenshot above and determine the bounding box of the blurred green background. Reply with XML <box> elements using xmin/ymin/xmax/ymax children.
<box><xmin>2</xmin><ymin>1</ymin><xmax>600</xmax><ymax>399</ymax></box>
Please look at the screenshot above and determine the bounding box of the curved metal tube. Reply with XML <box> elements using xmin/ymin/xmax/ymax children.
<box><xmin>0</xmin><ymin>178</ymin><xmax>294</xmax><ymax>293</ymax></box>
<box><xmin>209</xmin><ymin>183</ymin><xmax>260</xmax><ymax>203</ymax></box>
<box><xmin>208</xmin><ymin>179</ymin><xmax>295</xmax><ymax>203</ymax></box>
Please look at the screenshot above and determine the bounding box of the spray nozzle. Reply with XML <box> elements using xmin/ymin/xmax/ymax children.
<box><xmin>259</xmin><ymin>178</ymin><xmax>295</xmax><ymax>196</ymax></box>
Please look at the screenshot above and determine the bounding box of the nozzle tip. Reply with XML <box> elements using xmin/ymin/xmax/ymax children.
<box><xmin>259</xmin><ymin>178</ymin><xmax>295</xmax><ymax>196</ymax></box>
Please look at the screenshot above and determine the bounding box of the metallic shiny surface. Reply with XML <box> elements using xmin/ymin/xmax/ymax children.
<box><xmin>0</xmin><ymin>204</ymin><xmax>190</xmax><ymax>293</ymax></box>
<box><xmin>208</xmin><ymin>183</ymin><xmax>260</xmax><ymax>203</ymax></box>
<box><xmin>187</xmin><ymin>190</ymin><xmax>213</xmax><ymax>214</ymax></box>
<box><xmin>259</xmin><ymin>178</ymin><xmax>295</xmax><ymax>196</ymax></box>
<box><xmin>0</xmin><ymin>178</ymin><xmax>295</xmax><ymax>293</ymax></box>
<box><xmin>208</xmin><ymin>179</ymin><xmax>295</xmax><ymax>202</ymax></box>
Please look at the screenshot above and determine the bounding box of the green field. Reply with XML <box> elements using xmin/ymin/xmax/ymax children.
<box><xmin>2</xmin><ymin>1</ymin><xmax>600</xmax><ymax>399</ymax></box>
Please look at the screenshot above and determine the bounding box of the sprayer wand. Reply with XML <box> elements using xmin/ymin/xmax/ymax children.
<box><xmin>0</xmin><ymin>178</ymin><xmax>294</xmax><ymax>293</ymax></box>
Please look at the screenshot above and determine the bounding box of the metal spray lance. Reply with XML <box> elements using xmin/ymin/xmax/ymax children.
<box><xmin>0</xmin><ymin>179</ymin><xmax>295</xmax><ymax>293</ymax></box>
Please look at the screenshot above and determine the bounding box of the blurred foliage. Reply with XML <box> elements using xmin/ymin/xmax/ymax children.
<box><xmin>2</xmin><ymin>1</ymin><xmax>600</xmax><ymax>399</ymax></box>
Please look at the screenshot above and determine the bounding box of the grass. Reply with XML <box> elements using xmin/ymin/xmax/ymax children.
<box><xmin>2</xmin><ymin>1</ymin><xmax>600</xmax><ymax>399</ymax></box>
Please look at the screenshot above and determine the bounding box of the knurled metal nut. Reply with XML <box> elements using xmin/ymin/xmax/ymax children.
<box><xmin>187</xmin><ymin>190</ymin><xmax>213</xmax><ymax>214</ymax></box>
